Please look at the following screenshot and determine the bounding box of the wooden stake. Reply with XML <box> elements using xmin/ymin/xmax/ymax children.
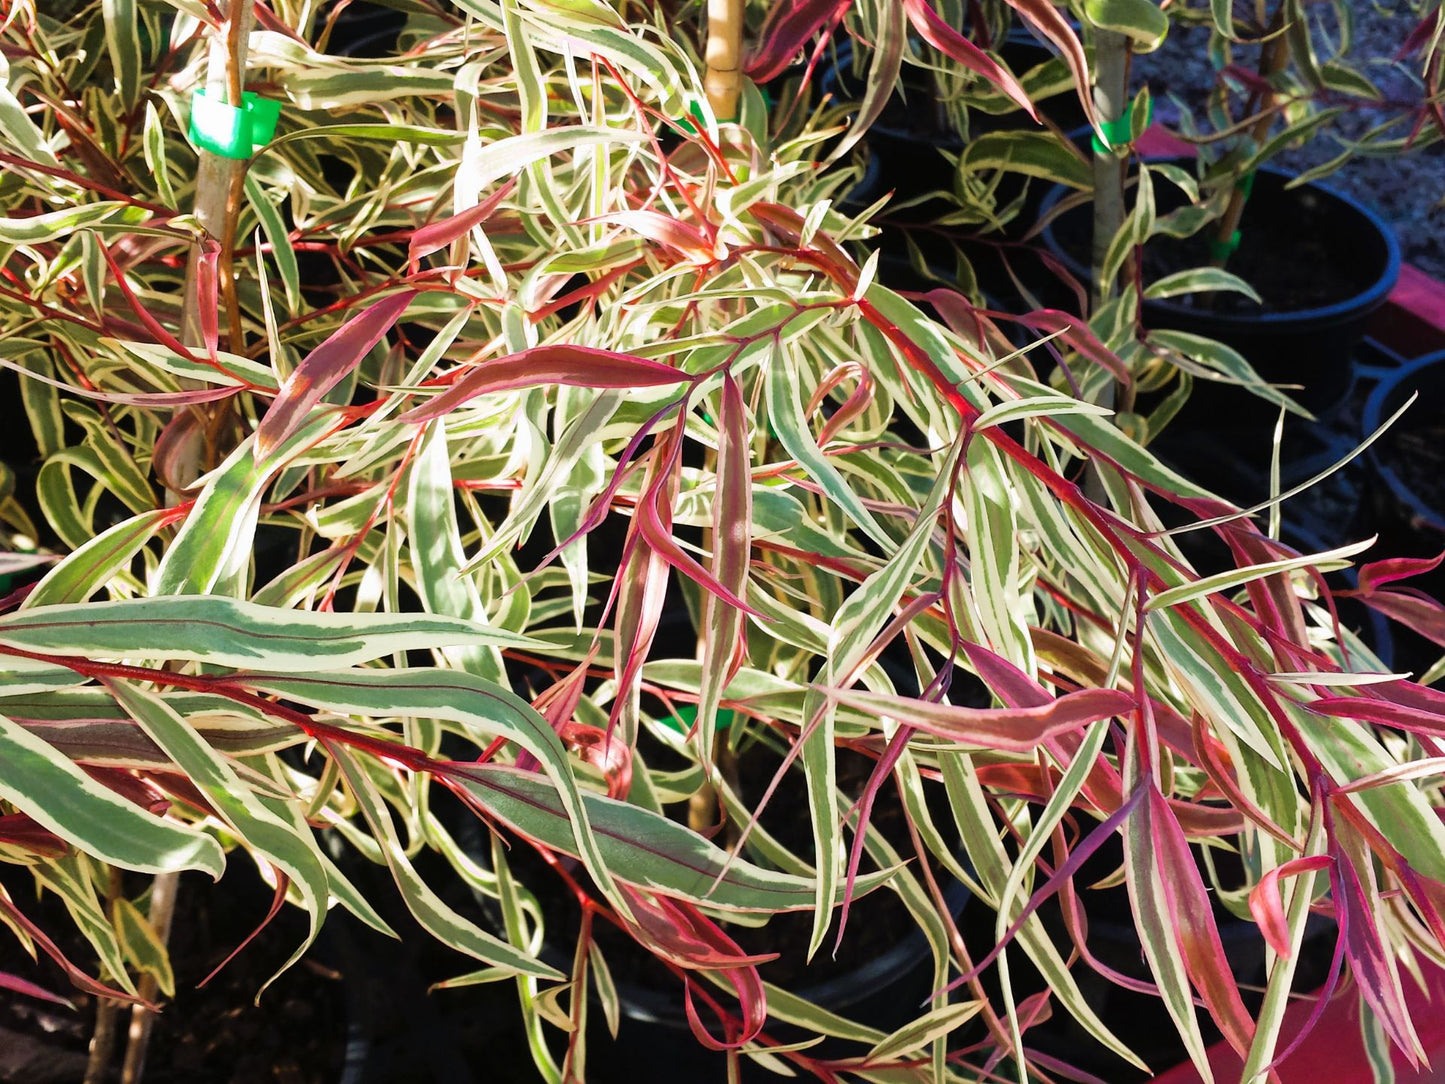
<box><xmin>704</xmin><ymin>0</ymin><xmax>743</xmax><ymax>121</ymax></box>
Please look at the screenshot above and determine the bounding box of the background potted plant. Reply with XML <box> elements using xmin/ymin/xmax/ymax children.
<box><xmin>4</xmin><ymin>2</ymin><xmax>1445</xmax><ymax>1083</ymax></box>
<box><xmin>1034</xmin><ymin>0</ymin><xmax>1418</xmax><ymax>443</ymax></box>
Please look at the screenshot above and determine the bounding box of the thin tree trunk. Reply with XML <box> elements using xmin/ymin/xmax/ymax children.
<box><xmin>1087</xmin><ymin>29</ymin><xmax>1131</xmax><ymax>502</ymax></box>
<box><xmin>175</xmin><ymin>0</ymin><xmax>255</xmax><ymax>483</ymax></box>
<box><xmin>1210</xmin><ymin>17</ymin><xmax>1289</xmax><ymax>268</ymax></box>
<box><xmin>83</xmin><ymin>869</ymin><xmax>125</xmax><ymax>1084</ymax></box>
<box><xmin>1090</xmin><ymin>29</ymin><xmax>1131</xmax><ymax>313</ymax></box>
<box><xmin>119</xmin><ymin>873</ymin><xmax>180</xmax><ymax>1084</ymax></box>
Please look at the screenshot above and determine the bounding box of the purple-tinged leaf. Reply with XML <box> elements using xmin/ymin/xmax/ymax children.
<box><xmin>0</xmin><ymin>970</ymin><xmax>75</xmax><ymax>1009</ymax></box>
<box><xmin>594</xmin><ymin>211</ymin><xmax>721</xmax><ymax>262</ymax></box>
<box><xmin>900</xmin><ymin>0</ymin><xmax>1037</xmax><ymax>119</ymax></box>
<box><xmin>824</xmin><ymin>686</ymin><xmax>1133</xmax><ymax>751</ymax></box>
<box><xmin>1357</xmin><ymin>550</ymin><xmax>1445</xmax><ymax>594</ymax></box>
<box><xmin>398</xmin><ymin>346</ymin><xmax>691</xmax><ymax>424</ymax></box>
<box><xmin>743</xmin><ymin>0</ymin><xmax>849</xmax><ymax>82</ymax></box>
<box><xmin>0</xmin><ymin>812</ymin><xmax>66</xmax><ymax>856</ymax></box>
<box><xmin>696</xmin><ymin>374</ymin><xmax>753</xmax><ymax>758</ymax></box>
<box><xmin>1333</xmin><ymin>824</ymin><xmax>1427</xmax><ymax>1066</ymax></box>
<box><xmin>407</xmin><ymin>179</ymin><xmax>516</xmax><ymax>269</ymax></box>
<box><xmin>256</xmin><ymin>290</ymin><xmax>417</xmax><ymax>458</ymax></box>
<box><xmin>1145</xmin><ymin>788</ymin><xmax>1257</xmax><ymax>1059</ymax></box>
<box><xmin>942</xmin><ymin>785</ymin><xmax>1147</xmax><ymax>992</ymax></box>
<box><xmin>1003</xmin><ymin>0</ymin><xmax>1097</xmax><ymax>132</ymax></box>
<box><xmin>1014</xmin><ymin>311</ymin><xmax>1131</xmax><ymax>385</ymax></box>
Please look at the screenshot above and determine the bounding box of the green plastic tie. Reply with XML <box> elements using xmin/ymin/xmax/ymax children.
<box><xmin>188</xmin><ymin>88</ymin><xmax>281</xmax><ymax>159</ymax></box>
<box><xmin>676</xmin><ymin>99</ymin><xmax>710</xmax><ymax>135</ymax></box>
<box><xmin>1091</xmin><ymin>105</ymin><xmax>1134</xmax><ymax>156</ymax></box>
<box><xmin>1208</xmin><ymin>229</ymin><xmax>1242</xmax><ymax>262</ymax></box>
<box><xmin>1090</xmin><ymin>97</ymin><xmax>1154</xmax><ymax>156</ymax></box>
<box><xmin>664</xmin><ymin>704</ymin><xmax>737</xmax><ymax>736</ymax></box>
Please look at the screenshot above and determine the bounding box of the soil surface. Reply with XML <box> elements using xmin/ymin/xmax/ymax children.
<box><xmin>0</xmin><ymin>865</ymin><xmax>350</xmax><ymax>1084</ymax></box>
<box><xmin>1133</xmin><ymin>2</ymin><xmax>1445</xmax><ymax>279</ymax></box>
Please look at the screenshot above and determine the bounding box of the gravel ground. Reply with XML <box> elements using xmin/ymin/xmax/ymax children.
<box><xmin>1131</xmin><ymin>1</ymin><xmax>1445</xmax><ymax>279</ymax></box>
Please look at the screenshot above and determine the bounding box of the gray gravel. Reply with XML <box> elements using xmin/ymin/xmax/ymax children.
<box><xmin>1131</xmin><ymin>2</ymin><xmax>1445</xmax><ymax>279</ymax></box>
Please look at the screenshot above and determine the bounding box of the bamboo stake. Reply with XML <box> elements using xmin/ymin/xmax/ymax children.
<box><xmin>704</xmin><ymin>0</ymin><xmax>744</xmax><ymax>121</ymax></box>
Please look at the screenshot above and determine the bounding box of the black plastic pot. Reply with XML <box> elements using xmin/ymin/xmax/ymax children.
<box><xmin>322</xmin><ymin>0</ymin><xmax>407</xmax><ymax>58</ymax></box>
<box><xmin>827</xmin><ymin>33</ymin><xmax>1084</xmax><ymax>270</ymax></box>
<box><xmin>1363</xmin><ymin>349</ymin><xmax>1445</xmax><ymax>537</ymax></box>
<box><xmin>1039</xmin><ymin>166</ymin><xmax>1401</xmax><ymax>423</ymax></box>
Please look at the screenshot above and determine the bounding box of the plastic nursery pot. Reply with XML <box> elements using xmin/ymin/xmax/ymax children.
<box><xmin>825</xmin><ymin>34</ymin><xmax>1081</xmax><ymax>267</ymax></box>
<box><xmin>1362</xmin><ymin>349</ymin><xmax>1445</xmax><ymax>538</ymax></box>
<box><xmin>1038</xmin><ymin>165</ymin><xmax>1402</xmax><ymax>424</ymax></box>
<box><xmin>322</xmin><ymin>0</ymin><xmax>407</xmax><ymax>58</ymax></box>
<box><xmin>1019</xmin><ymin>842</ymin><xmax>1337</xmax><ymax>1084</ymax></box>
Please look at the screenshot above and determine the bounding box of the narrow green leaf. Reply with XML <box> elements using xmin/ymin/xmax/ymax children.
<box><xmin>0</xmin><ymin>712</ymin><xmax>225</xmax><ymax>877</ymax></box>
<box><xmin>113</xmin><ymin>897</ymin><xmax>175</xmax><ymax>998</ymax></box>
<box><xmin>0</xmin><ymin>595</ymin><xmax>537</xmax><ymax>668</ymax></box>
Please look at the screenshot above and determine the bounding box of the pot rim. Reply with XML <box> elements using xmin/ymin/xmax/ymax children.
<box><xmin>1037</xmin><ymin>164</ymin><xmax>1403</xmax><ymax>332</ymax></box>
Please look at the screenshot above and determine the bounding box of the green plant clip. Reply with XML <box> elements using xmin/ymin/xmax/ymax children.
<box><xmin>1091</xmin><ymin>106</ymin><xmax>1135</xmax><ymax>155</ymax></box>
<box><xmin>664</xmin><ymin>704</ymin><xmax>736</xmax><ymax>736</ymax></box>
<box><xmin>188</xmin><ymin>88</ymin><xmax>282</xmax><ymax>159</ymax></box>
<box><xmin>1091</xmin><ymin>97</ymin><xmax>1154</xmax><ymax>156</ymax></box>
<box><xmin>676</xmin><ymin>99</ymin><xmax>710</xmax><ymax>135</ymax></box>
<box><xmin>1208</xmin><ymin>228</ymin><xmax>1242</xmax><ymax>261</ymax></box>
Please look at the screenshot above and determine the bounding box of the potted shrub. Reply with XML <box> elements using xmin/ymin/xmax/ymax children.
<box><xmin>1034</xmin><ymin>0</ymin><xmax>1420</xmax><ymax>445</ymax></box>
<box><xmin>5</xmin><ymin>2</ymin><xmax>1445</xmax><ymax>1083</ymax></box>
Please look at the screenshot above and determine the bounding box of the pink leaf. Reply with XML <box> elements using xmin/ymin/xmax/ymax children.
<box><xmin>749</xmin><ymin>203</ymin><xmax>858</xmax><ymax>287</ymax></box>
<box><xmin>256</xmin><ymin>290</ymin><xmax>417</xmax><ymax>458</ymax></box>
<box><xmin>399</xmin><ymin>345</ymin><xmax>692</xmax><ymax>424</ymax></box>
<box><xmin>0</xmin><ymin>971</ymin><xmax>75</xmax><ymax>1009</ymax></box>
<box><xmin>825</xmin><ymin>686</ymin><xmax>1133</xmax><ymax>751</ymax></box>
<box><xmin>807</xmin><ymin>362</ymin><xmax>876</xmax><ymax>447</ymax></box>
<box><xmin>1357</xmin><ymin>551</ymin><xmax>1444</xmax><ymax>594</ymax></box>
<box><xmin>1312</xmin><ymin>693</ymin><xmax>1445</xmax><ymax>736</ymax></box>
<box><xmin>1333</xmin><ymin>828</ymin><xmax>1427</xmax><ymax>1066</ymax></box>
<box><xmin>0</xmin><ymin>894</ymin><xmax>148</xmax><ymax>1007</ymax></box>
<box><xmin>594</xmin><ymin>211</ymin><xmax>721</xmax><ymax>262</ymax></box>
<box><xmin>900</xmin><ymin>0</ymin><xmax>1037</xmax><ymax>120</ymax></box>
<box><xmin>615</xmin><ymin>884</ymin><xmax>770</xmax><ymax>1049</ymax></box>
<box><xmin>1014</xmin><ymin>310</ymin><xmax>1131</xmax><ymax>386</ymax></box>
<box><xmin>637</xmin><ymin>482</ymin><xmax>762</xmax><ymax>618</ymax></box>
<box><xmin>407</xmin><ymin>179</ymin><xmax>516</xmax><ymax>269</ymax></box>
<box><xmin>198</xmin><ymin>245</ymin><xmax>221</xmax><ymax>359</ymax></box>
<box><xmin>1003</xmin><ymin>0</ymin><xmax>1097</xmax><ymax>132</ymax></box>
<box><xmin>1352</xmin><ymin>588</ymin><xmax>1445</xmax><ymax>650</ymax></box>
<box><xmin>744</xmin><ymin>0</ymin><xmax>850</xmax><ymax>82</ymax></box>
<box><xmin>1146</xmin><ymin>789</ymin><xmax>1257</xmax><ymax>1059</ymax></box>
